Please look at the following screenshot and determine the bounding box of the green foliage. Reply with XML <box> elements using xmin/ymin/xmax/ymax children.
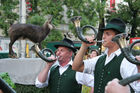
<box><xmin>0</xmin><ymin>0</ymin><xmax>19</xmax><ymax>36</ymax></box>
<box><xmin>15</xmin><ymin>84</ymin><xmax>48</xmax><ymax>93</ymax></box>
<box><xmin>42</xmin><ymin>29</ymin><xmax>63</xmax><ymax>48</ymax></box>
<box><xmin>0</xmin><ymin>0</ymin><xmax>107</xmax><ymax>39</ymax></box>
<box><xmin>65</xmin><ymin>0</ymin><xmax>104</xmax><ymax>37</ymax></box>
<box><xmin>27</xmin><ymin>14</ymin><xmax>45</xmax><ymax>26</ymax></box>
<box><xmin>0</xmin><ymin>73</ymin><xmax>49</xmax><ymax>93</ymax></box>
<box><xmin>1</xmin><ymin>0</ymin><xmax>139</xmax><ymax>38</ymax></box>
<box><xmin>0</xmin><ymin>72</ymin><xmax>15</xmax><ymax>89</ymax></box>
<box><xmin>108</xmin><ymin>0</ymin><xmax>140</xmax><ymax>37</ymax></box>
<box><xmin>65</xmin><ymin>0</ymin><xmax>99</xmax><ymax>25</ymax></box>
<box><xmin>37</xmin><ymin>0</ymin><xmax>64</xmax><ymax>25</ymax></box>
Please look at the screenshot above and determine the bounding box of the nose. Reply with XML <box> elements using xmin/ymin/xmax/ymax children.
<box><xmin>102</xmin><ymin>33</ymin><xmax>106</xmax><ymax>39</ymax></box>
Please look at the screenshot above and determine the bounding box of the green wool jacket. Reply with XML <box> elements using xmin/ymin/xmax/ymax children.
<box><xmin>48</xmin><ymin>65</ymin><xmax>82</xmax><ymax>93</ymax></box>
<box><xmin>94</xmin><ymin>54</ymin><xmax>124</xmax><ymax>93</ymax></box>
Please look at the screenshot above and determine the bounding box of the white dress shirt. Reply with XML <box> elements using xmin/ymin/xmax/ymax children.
<box><xmin>35</xmin><ymin>60</ymin><xmax>94</xmax><ymax>88</ymax></box>
<box><xmin>84</xmin><ymin>48</ymin><xmax>140</xmax><ymax>93</ymax></box>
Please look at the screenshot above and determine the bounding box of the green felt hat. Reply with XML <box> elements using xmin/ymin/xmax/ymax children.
<box><xmin>101</xmin><ymin>18</ymin><xmax>126</xmax><ymax>33</ymax></box>
<box><xmin>54</xmin><ymin>38</ymin><xmax>77</xmax><ymax>53</ymax></box>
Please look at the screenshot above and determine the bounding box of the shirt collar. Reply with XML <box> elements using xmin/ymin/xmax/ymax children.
<box><xmin>55</xmin><ymin>59</ymin><xmax>73</xmax><ymax>67</ymax></box>
<box><xmin>104</xmin><ymin>48</ymin><xmax>121</xmax><ymax>57</ymax></box>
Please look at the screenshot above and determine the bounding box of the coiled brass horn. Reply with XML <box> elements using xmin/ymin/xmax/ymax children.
<box><xmin>112</xmin><ymin>33</ymin><xmax>140</xmax><ymax>85</ymax></box>
<box><xmin>71</xmin><ymin>16</ymin><xmax>102</xmax><ymax>44</ymax></box>
<box><xmin>112</xmin><ymin>33</ymin><xmax>140</xmax><ymax>65</ymax></box>
<box><xmin>31</xmin><ymin>43</ymin><xmax>56</xmax><ymax>63</ymax></box>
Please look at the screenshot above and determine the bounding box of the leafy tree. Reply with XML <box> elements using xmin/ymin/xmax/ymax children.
<box><xmin>108</xmin><ymin>0</ymin><xmax>140</xmax><ymax>37</ymax></box>
<box><xmin>93</xmin><ymin>0</ymin><xmax>106</xmax><ymax>51</ymax></box>
<box><xmin>37</xmin><ymin>0</ymin><xmax>107</xmax><ymax>52</ymax></box>
<box><xmin>0</xmin><ymin>0</ymin><xmax>19</xmax><ymax>36</ymax></box>
<box><xmin>27</xmin><ymin>14</ymin><xmax>45</xmax><ymax>25</ymax></box>
<box><xmin>27</xmin><ymin>0</ymin><xmax>106</xmax><ymax>43</ymax></box>
<box><xmin>36</xmin><ymin>0</ymin><xmax>64</xmax><ymax>25</ymax></box>
<box><xmin>64</xmin><ymin>0</ymin><xmax>107</xmax><ymax>52</ymax></box>
<box><xmin>0</xmin><ymin>0</ymin><xmax>107</xmax><ymax>40</ymax></box>
<box><xmin>42</xmin><ymin>29</ymin><xmax>63</xmax><ymax>48</ymax></box>
<box><xmin>0</xmin><ymin>0</ymin><xmax>64</xmax><ymax>48</ymax></box>
<box><xmin>64</xmin><ymin>0</ymin><xmax>99</xmax><ymax>36</ymax></box>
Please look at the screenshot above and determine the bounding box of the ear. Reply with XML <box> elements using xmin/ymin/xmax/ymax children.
<box><xmin>43</xmin><ymin>16</ymin><xmax>52</xmax><ymax>26</ymax></box>
<box><xmin>69</xmin><ymin>51</ymin><xmax>73</xmax><ymax>56</ymax></box>
<box><xmin>48</xmin><ymin>16</ymin><xmax>53</xmax><ymax>23</ymax></box>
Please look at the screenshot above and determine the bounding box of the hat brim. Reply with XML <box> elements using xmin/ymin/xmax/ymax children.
<box><xmin>101</xmin><ymin>23</ymin><xmax>125</xmax><ymax>33</ymax></box>
<box><xmin>54</xmin><ymin>43</ymin><xmax>77</xmax><ymax>52</ymax></box>
<box><xmin>101</xmin><ymin>28</ymin><xmax>118</xmax><ymax>31</ymax></box>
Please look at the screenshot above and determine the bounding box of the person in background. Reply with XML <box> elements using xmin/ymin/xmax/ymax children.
<box><xmin>72</xmin><ymin>18</ymin><xmax>140</xmax><ymax>93</ymax></box>
<box><xmin>89</xmin><ymin>49</ymin><xmax>99</xmax><ymax>93</ymax></box>
<box><xmin>89</xmin><ymin>49</ymin><xmax>99</xmax><ymax>58</ymax></box>
<box><xmin>86</xmin><ymin>49</ymin><xmax>99</xmax><ymax>93</ymax></box>
<box><xmin>35</xmin><ymin>37</ymin><xmax>94</xmax><ymax>93</ymax></box>
<box><xmin>82</xmin><ymin>49</ymin><xmax>99</xmax><ymax>93</ymax></box>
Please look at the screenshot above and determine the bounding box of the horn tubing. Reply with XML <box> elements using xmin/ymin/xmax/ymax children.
<box><xmin>119</xmin><ymin>73</ymin><xmax>140</xmax><ymax>86</ymax></box>
<box><xmin>71</xmin><ymin>16</ymin><xmax>98</xmax><ymax>44</ymax></box>
<box><xmin>121</xmin><ymin>47</ymin><xmax>140</xmax><ymax>65</ymax></box>
<box><xmin>76</xmin><ymin>26</ymin><xmax>97</xmax><ymax>44</ymax></box>
<box><xmin>31</xmin><ymin>44</ymin><xmax>56</xmax><ymax>62</ymax></box>
<box><xmin>112</xmin><ymin>33</ymin><xmax>140</xmax><ymax>86</ymax></box>
<box><xmin>0</xmin><ymin>78</ymin><xmax>16</xmax><ymax>93</ymax></box>
<box><xmin>112</xmin><ymin>33</ymin><xmax>140</xmax><ymax>65</ymax></box>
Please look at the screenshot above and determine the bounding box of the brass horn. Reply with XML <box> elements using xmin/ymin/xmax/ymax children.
<box><xmin>112</xmin><ymin>33</ymin><xmax>140</xmax><ymax>65</ymax></box>
<box><xmin>112</xmin><ymin>33</ymin><xmax>140</xmax><ymax>85</ymax></box>
<box><xmin>71</xmin><ymin>16</ymin><xmax>102</xmax><ymax>44</ymax></box>
<box><xmin>31</xmin><ymin>44</ymin><xmax>56</xmax><ymax>62</ymax></box>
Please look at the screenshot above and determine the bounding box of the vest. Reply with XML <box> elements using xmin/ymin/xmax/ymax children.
<box><xmin>94</xmin><ymin>54</ymin><xmax>124</xmax><ymax>93</ymax></box>
<box><xmin>48</xmin><ymin>66</ymin><xmax>82</xmax><ymax>93</ymax></box>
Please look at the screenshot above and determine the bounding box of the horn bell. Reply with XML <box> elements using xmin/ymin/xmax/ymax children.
<box><xmin>71</xmin><ymin>16</ymin><xmax>97</xmax><ymax>44</ymax></box>
<box><xmin>31</xmin><ymin>44</ymin><xmax>56</xmax><ymax>63</ymax></box>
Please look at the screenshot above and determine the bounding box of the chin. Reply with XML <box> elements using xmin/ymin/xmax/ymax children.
<box><xmin>103</xmin><ymin>43</ymin><xmax>108</xmax><ymax>47</ymax></box>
